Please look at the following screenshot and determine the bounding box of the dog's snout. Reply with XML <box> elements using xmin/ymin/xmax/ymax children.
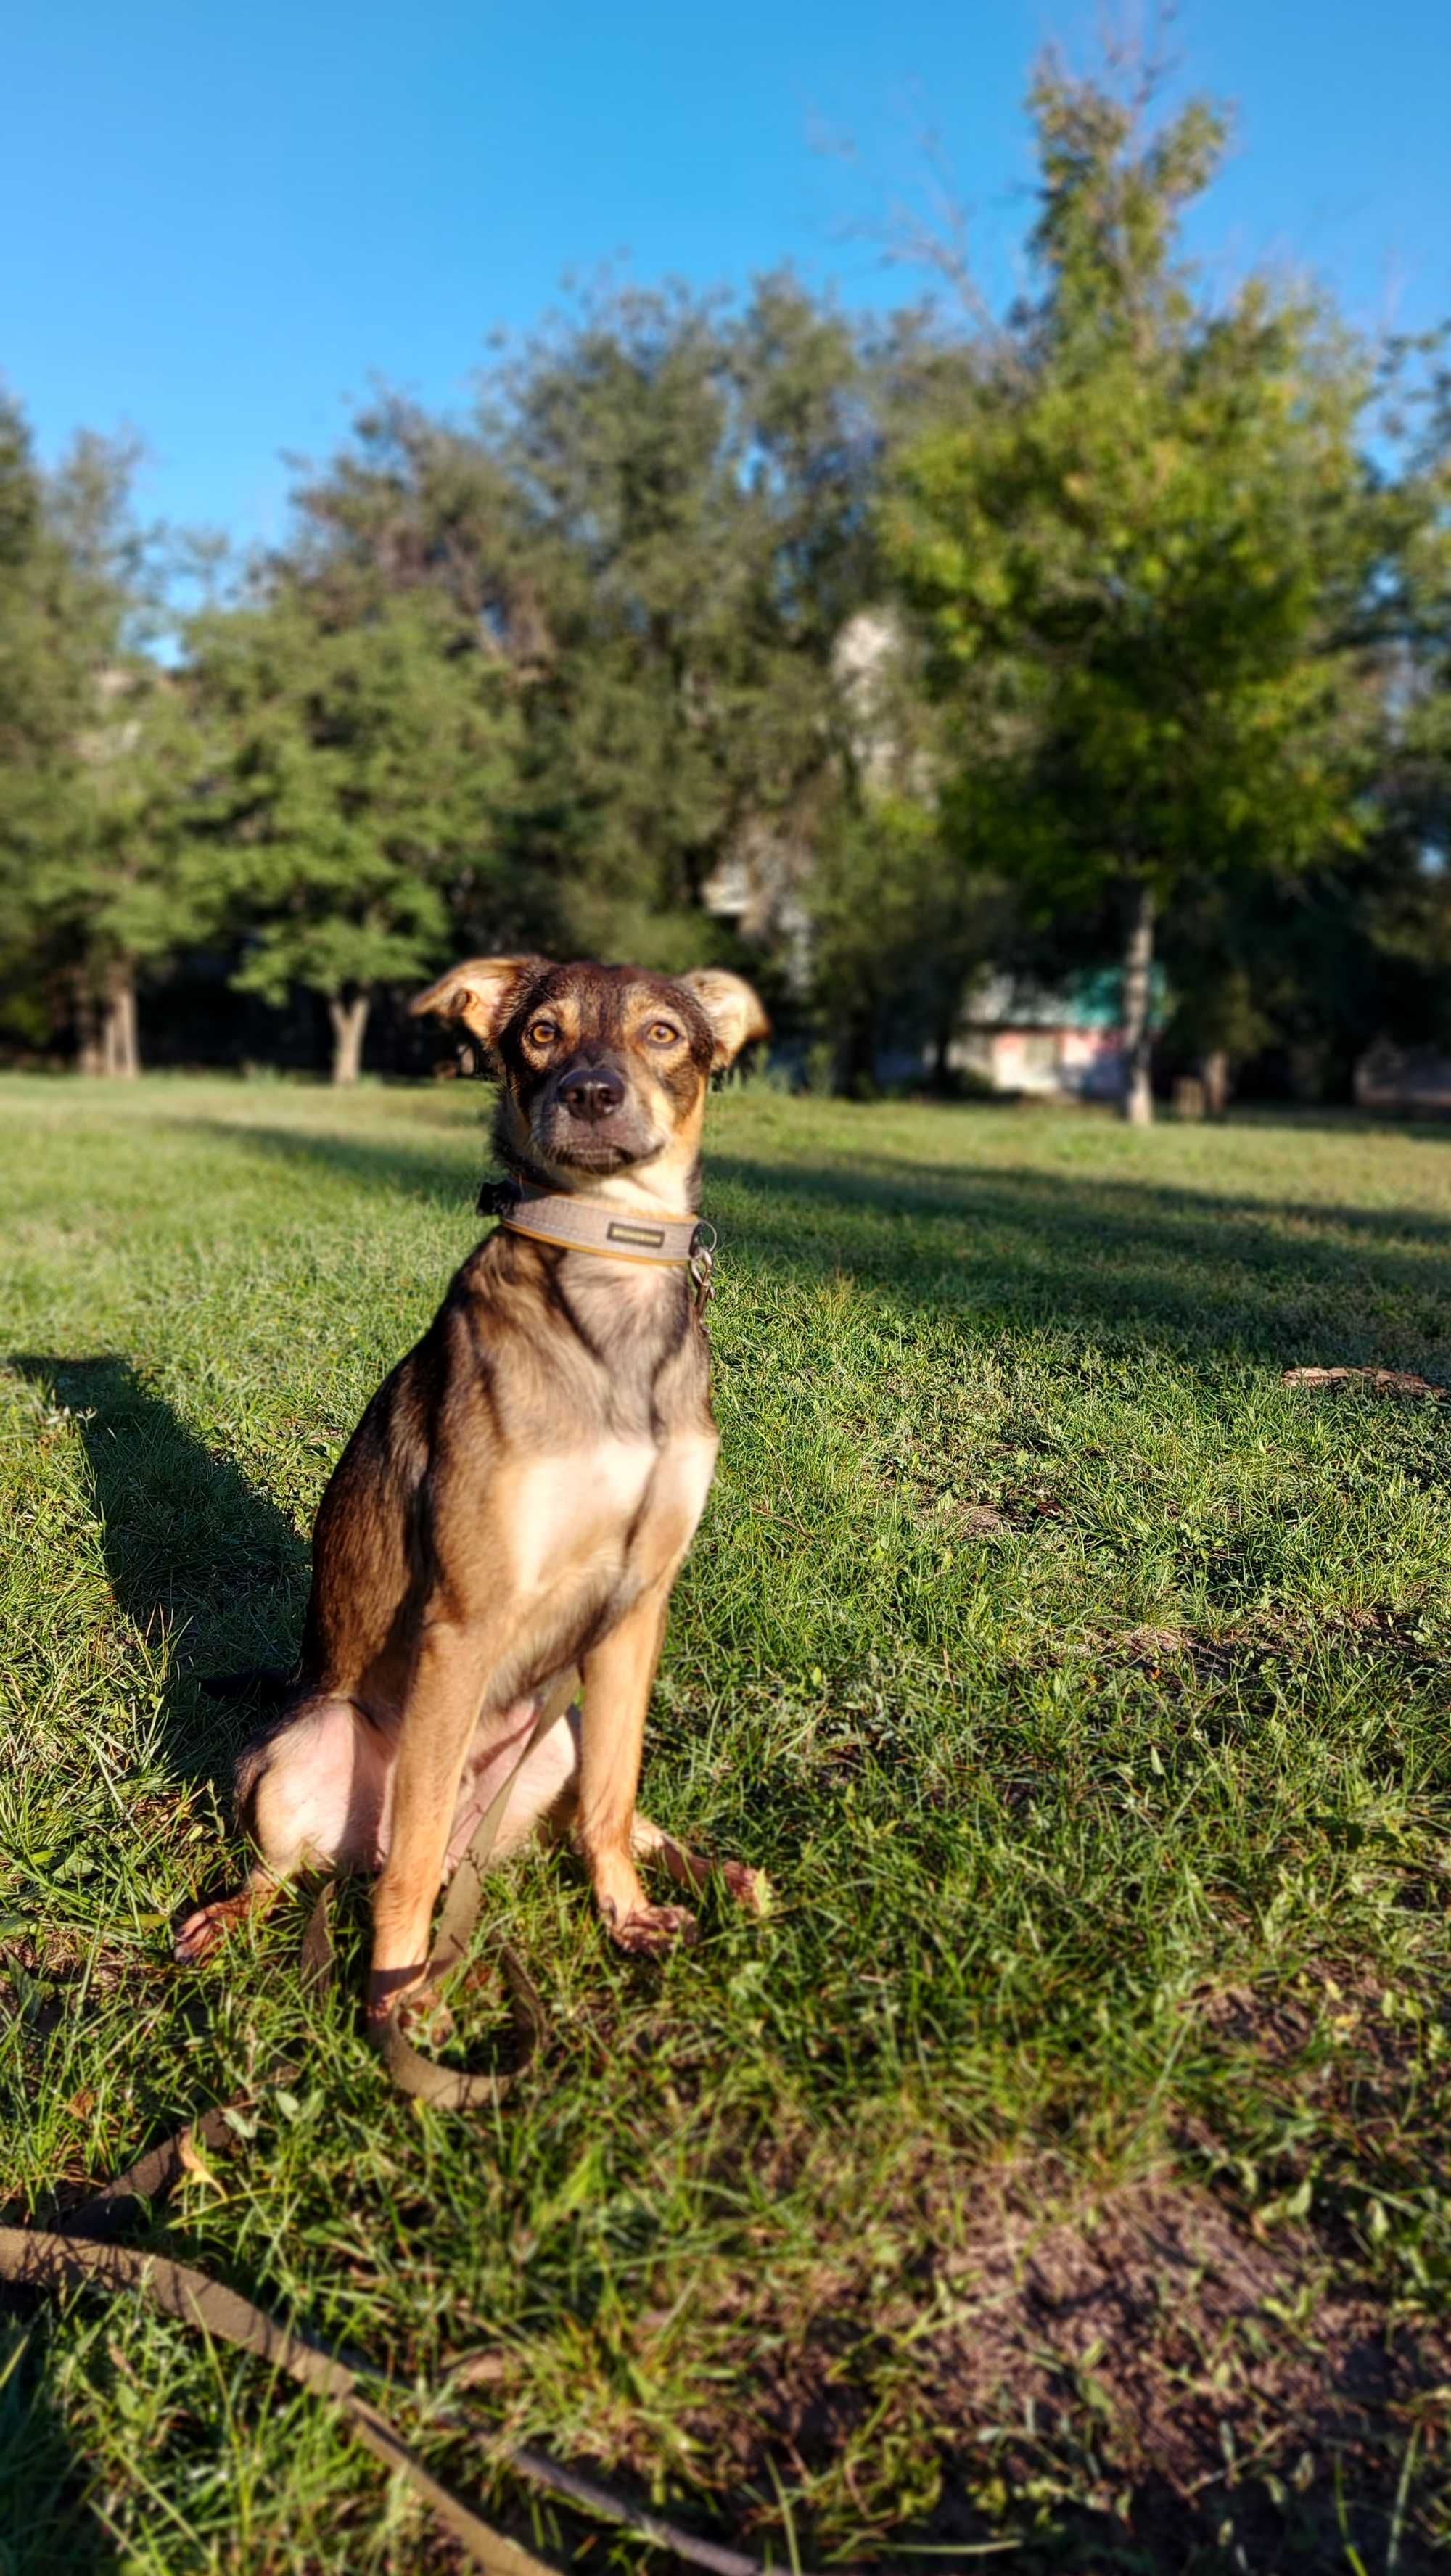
<box><xmin>559</xmin><ymin>1063</ymin><xmax>625</xmax><ymax>1122</ymax></box>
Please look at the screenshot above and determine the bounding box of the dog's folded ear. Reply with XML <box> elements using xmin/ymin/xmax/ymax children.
<box><xmin>677</xmin><ymin>968</ymin><xmax>770</xmax><ymax>1070</ymax></box>
<box><xmin>411</xmin><ymin>957</ymin><xmax>549</xmax><ymax>1051</ymax></box>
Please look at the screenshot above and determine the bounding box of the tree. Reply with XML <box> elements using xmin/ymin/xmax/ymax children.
<box><xmin>0</xmin><ymin>413</ymin><xmax>211</xmax><ymax>1071</ymax></box>
<box><xmin>1385</xmin><ymin>357</ymin><xmax>1451</xmax><ymax>934</ymax></box>
<box><xmin>884</xmin><ymin>53</ymin><xmax>1386</xmax><ymax>1120</ymax></box>
<box><xmin>484</xmin><ymin>279</ymin><xmax>883</xmax><ymax>979</ymax></box>
<box><xmin>192</xmin><ymin>580</ymin><xmax>521</xmax><ymax>1081</ymax></box>
<box><xmin>200</xmin><ymin>285</ymin><xmax>907</xmax><ymax>1053</ymax></box>
<box><xmin>67</xmin><ymin>657</ymin><xmax>223</xmax><ymax>1075</ymax></box>
<box><xmin>0</xmin><ymin>393</ymin><xmax>65</xmax><ymax>1045</ymax></box>
<box><xmin>495</xmin><ymin>285</ymin><xmax>768</xmax><ymax>958</ymax></box>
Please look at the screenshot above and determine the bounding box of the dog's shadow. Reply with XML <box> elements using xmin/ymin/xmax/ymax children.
<box><xmin>9</xmin><ymin>1354</ymin><xmax>308</xmax><ymax>1784</ymax></box>
<box><xmin>0</xmin><ymin>1359</ymin><xmax>308</xmax><ymax>2571</ymax></box>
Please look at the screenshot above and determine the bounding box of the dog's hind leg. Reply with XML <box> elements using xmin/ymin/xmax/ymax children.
<box><xmin>631</xmin><ymin>1814</ymin><xmax>770</xmax><ymax>1916</ymax></box>
<box><xmin>174</xmin><ymin>1695</ymin><xmax>390</xmax><ymax>1964</ymax></box>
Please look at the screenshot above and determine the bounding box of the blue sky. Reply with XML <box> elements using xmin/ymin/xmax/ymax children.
<box><xmin>4</xmin><ymin>1</ymin><xmax>1447</xmax><ymax>548</ymax></box>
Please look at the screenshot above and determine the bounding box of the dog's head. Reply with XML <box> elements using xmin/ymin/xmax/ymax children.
<box><xmin>411</xmin><ymin>955</ymin><xmax>768</xmax><ymax>1204</ymax></box>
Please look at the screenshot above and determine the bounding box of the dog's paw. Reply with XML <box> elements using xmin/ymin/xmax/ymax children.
<box><xmin>366</xmin><ymin>1964</ymin><xmax>429</xmax><ymax>2031</ymax></box>
<box><xmin>607</xmin><ymin>1901</ymin><xmax>699</xmax><ymax>1957</ymax></box>
<box><xmin>173</xmin><ymin>1893</ymin><xmax>251</xmax><ymax>1964</ymax></box>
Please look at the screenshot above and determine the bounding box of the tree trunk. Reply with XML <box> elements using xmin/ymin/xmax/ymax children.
<box><xmin>1200</xmin><ymin>1048</ymin><xmax>1230</xmax><ymax>1120</ymax></box>
<box><xmin>75</xmin><ymin>975</ymin><xmax>105</xmax><ymax>1077</ymax></box>
<box><xmin>833</xmin><ymin>1003</ymin><xmax>877</xmax><ymax>1098</ymax></box>
<box><xmin>1120</xmin><ymin>881</ymin><xmax>1156</xmax><ymax>1127</ymax></box>
<box><xmin>99</xmin><ymin>965</ymin><xmax>140</xmax><ymax>1077</ymax></box>
<box><xmin>328</xmin><ymin>990</ymin><xmax>370</xmax><ymax>1085</ymax></box>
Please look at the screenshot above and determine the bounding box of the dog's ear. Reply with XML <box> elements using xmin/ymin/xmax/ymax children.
<box><xmin>677</xmin><ymin>968</ymin><xmax>770</xmax><ymax>1071</ymax></box>
<box><xmin>411</xmin><ymin>957</ymin><xmax>548</xmax><ymax>1050</ymax></box>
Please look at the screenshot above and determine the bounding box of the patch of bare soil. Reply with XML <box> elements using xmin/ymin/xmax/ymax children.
<box><xmin>671</xmin><ymin>2156</ymin><xmax>1451</xmax><ymax>2570</ymax></box>
<box><xmin>1194</xmin><ymin>1977</ymin><xmax>1319</xmax><ymax>2067</ymax></box>
<box><xmin>1102</xmin><ymin>1604</ymin><xmax>1442</xmax><ymax>1695</ymax></box>
<box><xmin>926</xmin><ymin>2170</ymin><xmax>1444</xmax><ymax>2559</ymax></box>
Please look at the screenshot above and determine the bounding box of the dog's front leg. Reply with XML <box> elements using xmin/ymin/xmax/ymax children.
<box><xmin>369</xmin><ymin>1618</ymin><xmax>493</xmax><ymax>2023</ymax></box>
<box><xmin>578</xmin><ymin>1582</ymin><xmax>696</xmax><ymax>1956</ymax></box>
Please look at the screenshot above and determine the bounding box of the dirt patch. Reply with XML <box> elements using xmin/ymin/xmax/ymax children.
<box><xmin>923</xmin><ymin>2170</ymin><xmax>1442</xmax><ymax>2557</ymax></box>
<box><xmin>1190</xmin><ymin>1956</ymin><xmax>1401</xmax><ymax>2071</ymax></box>
<box><xmin>1097</xmin><ymin>1605</ymin><xmax>1443</xmax><ymax>1695</ymax></box>
<box><xmin>649</xmin><ymin>2154</ymin><xmax>1451</xmax><ymax>2567</ymax></box>
<box><xmin>934</xmin><ymin>2172</ymin><xmax>1341</xmax><ymax>2445</ymax></box>
<box><xmin>1194</xmin><ymin>1977</ymin><xmax>1320</xmax><ymax>2068</ymax></box>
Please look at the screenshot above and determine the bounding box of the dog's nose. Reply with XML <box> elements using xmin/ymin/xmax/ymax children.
<box><xmin>559</xmin><ymin>1064</ymin><xmax>625</xmax><ymax>1122</ymax></box>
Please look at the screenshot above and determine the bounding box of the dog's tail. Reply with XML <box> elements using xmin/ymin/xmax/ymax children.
<box><xmin>197</xmin><ymin>1665</ymin><xmax>295</xmax><ymax>1706</ymax></box>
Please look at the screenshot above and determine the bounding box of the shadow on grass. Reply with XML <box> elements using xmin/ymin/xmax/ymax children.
<box><xmin>9</xmin><ymin>1354</ymin><xmax>306</xmax><ymax>1782</ymax></box>
<box><xmin>162</xmin><ymin>1110</ymin><xmax>479</xmax><ymax>1211</ymax></box>
<box><xmin>205</xmin><ymin>1119</ymin><xmax>1451</xmax><ymax>1374</ymax></box>
<box><xmin>0</xmin><ymin>2325</ymin><xmax>120</xmax><ymax>2576</ymax></box>
<box><xmin>709</xmin><ymin>1148</ymin><xmax>1451</xmax><ymax>1368</ymax></box>
<box><xmin>3</xmin><ymin>1361</ymin><xmax>309</xmax><ymax>2572</ymax></box>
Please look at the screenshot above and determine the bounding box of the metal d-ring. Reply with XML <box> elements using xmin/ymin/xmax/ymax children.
<box><xmin>689</xmin><ymin>1220</ymin><xmax>718</xmax><ymax>1315</ymax></box>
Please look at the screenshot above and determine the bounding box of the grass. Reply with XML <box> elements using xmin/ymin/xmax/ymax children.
<box><xmin>4</xmin><ymin>1071</ymin><xmax>1451</xmax><ymax>2574</ymax></box>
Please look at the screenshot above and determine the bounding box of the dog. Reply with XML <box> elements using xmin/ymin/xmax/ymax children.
<box><xmin>175</xmin><ymin>955</ymin><xmax>769</xmax><ymax>2026</ymax></box>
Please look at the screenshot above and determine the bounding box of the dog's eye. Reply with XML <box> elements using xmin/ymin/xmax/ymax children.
<box><xmin>646</xmin><ymin>1021</ymin><xmax>681</xmax><ymax>1045</ymax></box>
<box><xmin>527</xmin><ymin>1019</ymin><xmax>559</xmax><ymax>1047</ymax></box>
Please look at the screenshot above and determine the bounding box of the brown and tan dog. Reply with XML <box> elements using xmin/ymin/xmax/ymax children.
<box><xmin>176</xmin><ymin>954</ymin><xmax>768</xmax><ymax>2022</ymax></box>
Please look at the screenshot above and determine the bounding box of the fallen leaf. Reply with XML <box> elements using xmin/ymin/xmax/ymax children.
<box><xmin>177</xmin><ymin>2128</ymin><xmax>226</xmax><ymax>2194</ymax></box>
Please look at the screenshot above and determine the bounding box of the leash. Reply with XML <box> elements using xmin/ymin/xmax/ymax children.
<box><xmin>2</xmin><ymin>1669</ymin><xmax>785</xmax><ymax>2572</ymax></box>
<box><xmin>0</xmin><ymin>2218</ymin><xmax>770</xmax><ymax>2575</ymax></box>
<box><xmin>0</xmin><ymin>2223</ymin><xmax>551</xmax><ymax>2576</ymax></box>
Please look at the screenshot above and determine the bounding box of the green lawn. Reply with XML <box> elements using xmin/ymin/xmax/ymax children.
<box><xmin>4</xmin><ymin>1074</ymin><xmax>1451</xmax><ymax>2574</ymax></box>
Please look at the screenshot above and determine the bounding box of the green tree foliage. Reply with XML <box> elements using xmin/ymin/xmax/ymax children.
<box><xmin>0</xmin><ymin>395</ymin><xmax>65</xmax><ymax>1041</ymax></box>
<box><xmin>885</xmin><ymin>56</ymin><xmax>1389</xmax><ymax>1119</ymax></box>
<box><xmin>807</xmin><ymin>789</ymin><xmax>1011</xmax><ymax>1092</ymax></box>
<box><xmin>1375</xmin><ymin>359</ymin><xmax>1451</xmax><ymax>1034</ymax></box>
<box><xmin>0</xmin><ymin>412</ymin><xmax>216</xmax><ymax>1070</ymax></box>
<box><xmin>259</xmin><ymin>281</ymin><xmax>887</xmax><ymax>1009</ymax></box>
<box><xmin>493</xmin><ymin>279</ymin><xmax>879</xmax><ymax>970</ymax></box>
<box><xmin>189</xmin><ymin>578</ymin><xmax>521</xmax><ymax>1080</ymax></box>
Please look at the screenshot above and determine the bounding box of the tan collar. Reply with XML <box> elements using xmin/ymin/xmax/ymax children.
<box><xmin>488</xmin><ymin>1183</ymin><xmax>705</xmax><ymax>1272</ymax></box>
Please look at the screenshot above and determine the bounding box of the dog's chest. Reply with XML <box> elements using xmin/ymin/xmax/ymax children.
<box><xmin>507</xmin><ymin>1430</ymin><xmax>718</xmax><ymax>1600</ymax></box>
